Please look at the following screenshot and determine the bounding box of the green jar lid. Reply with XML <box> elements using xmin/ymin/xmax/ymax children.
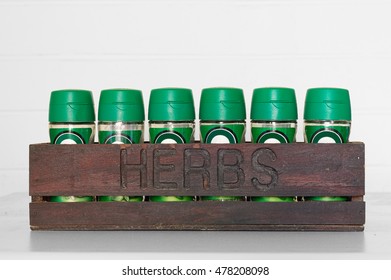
<box><xmin>199</xmin><ymin>87</ymin><xmax>246</xmax><ymax>121</ymax></box>
<box><xmin>98</xmin><ymin>88</ymin><xmax>145</xmax><ymax>122</ymax></box>
<box><xmin>304</xmin><ymin>88</ymin><xmax>351</xmax><ymax>121</ymax></box>
<box><xmin>250</xmin><ymin>87</ymin><xmax>298</xmax><ymax>121</ymax></box>
<box><xmin>49</xmin><ymin>89</ymin><xmax>95</xmax><ymax>123</ymax></box>
<box><xmin>148</xmin><ymin>88</ymin><xmax>195</xmax><ymax>121</ymax></box>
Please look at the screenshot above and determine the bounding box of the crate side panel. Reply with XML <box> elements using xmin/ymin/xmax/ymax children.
<box><xmin>30</xmin><ymin>143</ymin><xmax>365</xmax><ymax>196</ymax></box>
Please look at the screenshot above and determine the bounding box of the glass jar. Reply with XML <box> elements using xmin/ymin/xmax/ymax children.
<box><xmin>250</xmin><ymin>87</ymin><xmax>298</xmax><ymax>202</ymax></box>
<box><xmin>97</xmin><ymin>88</ymin><xmax>145</xmax><ymax>202</ymax></box>
<box><xmin>148</xmin><ymin>88</ymin><xmax>195</xmax><ymax>202</ymax></box>
<box><xmin>304</xmin><ymin>87</ymin><xmax>352</xmax><ymax>202</ymax></box>
<box><xmin>48</xmin><ymin>89</ymin><xmax>95</xmax><ymax>202</ymax></box>
<box><xmin>199</xmin><ymin>87</ymin><xmax>246</xmax><ymax>201</ymax></box>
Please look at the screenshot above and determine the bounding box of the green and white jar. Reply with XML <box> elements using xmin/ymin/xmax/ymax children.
<box><xmin>304</xmin><ymin>87</ymin><xmax>352</xmax><ymax>202</ymax></box>
<box><xmin>199</xmin><ymin>87</ymin><xmax>246</xmax><ymax>201</ymax></box>
<box><xmin>98</xmin><ymin>88</ymin><xmax>145</xmax><ymax>202</ymax></box>
<box><xmin>49</xmin><ymin>89</ymin><xmax>96</xmax><ymax>202</ymax></box>
<box><xmin>148</xmin><ymin>88</ymin><xmax>195</xmax><ymax>202</ymax></box>
<box><xmin>250</xmin><ymin>87</ymin><xmax>297</xmax><ymax>202</ymax></box>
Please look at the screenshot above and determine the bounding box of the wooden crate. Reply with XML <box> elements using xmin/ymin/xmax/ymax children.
<box><xmin>29</xmin><ymin>142</ymin><xmax>365</xmax><ymax>231</ymax></box>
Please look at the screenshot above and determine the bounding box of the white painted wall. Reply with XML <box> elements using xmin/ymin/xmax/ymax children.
<box><xmin>0</xmin><ymin>0</ymin><xmax>389</xmax><ymax>195</ymax></box>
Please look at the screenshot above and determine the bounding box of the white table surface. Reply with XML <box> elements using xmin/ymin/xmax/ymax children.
<box><xmin>1</xmin><ymin>192</ymin><xmax>390</xmax><ymax>260</ymax></box>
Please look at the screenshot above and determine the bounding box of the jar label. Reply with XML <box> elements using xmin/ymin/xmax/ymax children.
<box><xmin>200</xmin><ymin>124</ymin><xmax>245</xmax><ymax>144</ymax></box>
<box><xmin>304</xmin><ymin>124</ymin><xmax>350</xmax><ymax>202</ymax></box>
<box><xmin>200</xmin><ymin>196</ymin><xmax>244</xmax><ymax>201</ymax></box>
<box><xmin>149</xmin><ymin>127</ymin><xmax>194</xmax><ymax>201</ymax></box>
<box><xmin>50</xmin><ymin>196</ymin><xmax>94</xmax><ymax>202</ymax></box>
<box><xmin>50</xmin><ymin>127</ymin><xmax>94</xmax><ymax>144</ymax></box>
<box><xmin>150</xmin><ymin>127</ymin><xmax>194</xmax><ymax>144</ymax></box>
<box><xmin>305</xmin><ymin>125</ymin><xmax>350</xmax><ymax>143</ymax></box>
<box><xmin>49</xmin><ymin>127</ymin><xmax>94</xmax><ymax>202</ymax></box>
<box><xmin>149</xmin><ymin>196</ymin><xmax>194</xmax><ymax>202</ymax></box>
<box><xmin>251</xmin><ymin>127</ymin><xmax>296</xmax><ymax>143</ymax></box>
<box><xmin>250</xmin><ymin>126</ymin><xmax>296</xmax><ymax>202</ymax></box>
<box><xmin>98</xmin><ymin>196</ymin><xmax>143</xmax><ymax>202</ymax></box>
<box><xmin>98</xmin><ymin>130</ymin><xmax>143</xmax><ymax>144</ymax></box>
<box><xmin>98</xmin><ymin>129</ymin><xmax>143</xmax><ymax>202</ymax></box>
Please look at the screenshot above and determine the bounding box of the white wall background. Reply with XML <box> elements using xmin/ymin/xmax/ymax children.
<box><xmin>0</xmin><ymin>0</ymin><xmax>390</xmax><ymax>196</ymax></box>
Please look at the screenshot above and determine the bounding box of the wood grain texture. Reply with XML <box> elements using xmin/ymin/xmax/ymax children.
<box><xmin>29</xmin><ymin>201</ymin><xmax>365</xmax><ymax>231</ymax></box>
<box><xmin>30</xmin><ymin>142</ymin><xmax>365</xmax><ymax>196</ymax></box>
<box><xmin>29</xmin><ymin>142</ymin><xmax>365</xmax><ymax>231</ymax></box>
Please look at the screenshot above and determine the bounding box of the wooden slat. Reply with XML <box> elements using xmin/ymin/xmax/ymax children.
<box><xmin>30</xmin><ymin>201</ymin><xmax>365</xmax><ymax>230</ymax></box>
<box><xmin>29</xmin><ymin>142</ymin><xmax>365</xmax><ymax>197</ymax></box>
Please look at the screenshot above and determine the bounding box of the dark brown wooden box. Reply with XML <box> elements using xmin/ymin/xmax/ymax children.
<box><xmin>29</xmin><ymin>142</ymin><xmax>365</xmax><ymax>231</ymax></box>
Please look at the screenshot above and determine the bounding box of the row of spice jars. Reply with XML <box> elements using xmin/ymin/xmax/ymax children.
<box><xmin>48</xmin><ymin>87</ymin><xmax>351</xmax><ymax>202</ymax></box>
<box><xmin>49</xmin><ymin>87</ymin><xmax>351</xmax><ymax>145</ymax></box>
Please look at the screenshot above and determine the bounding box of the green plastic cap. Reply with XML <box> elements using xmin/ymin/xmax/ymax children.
<box><xmin>304</xmin><ymin>88</ymin><xmax>351</xmax><ymax>121</ymax></box>
<box><xmin>199</xmin><ymin>87</ymin><xmax>246</xmax><ymax>121</ymax></box>
<box><xmin>49</xmin><ymin>89</ymin><xmax>95</xmax><ymax>123</ymax></box>
<box><xmin>98</xmin><ymin>89</ymin><xmax>145</xmax><ymax>122</ymax></box>
<box><xmin>148</xmin><ymin>88</ymin><xmax>195</xmax><ymax>121</ymax></box>
<box><xmin>251</xmin><ymin>87</ymin><xmax>298</xmax><ymax>121</ymax></box>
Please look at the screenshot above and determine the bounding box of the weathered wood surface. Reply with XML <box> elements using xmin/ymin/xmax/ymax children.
<box><xmin>30</xmin><ymin>201</ymin><xmax>365</xmax><ymax>231</ymax></box>
<box><xmin>29</xmin><ymin>142</ymin><xmax>365</xmax><ymax>231</ymax></box>
<box><xmin>30</xmin><ymin>142</ymin><xmax>365</xmax><ymax>197</ymax></box>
